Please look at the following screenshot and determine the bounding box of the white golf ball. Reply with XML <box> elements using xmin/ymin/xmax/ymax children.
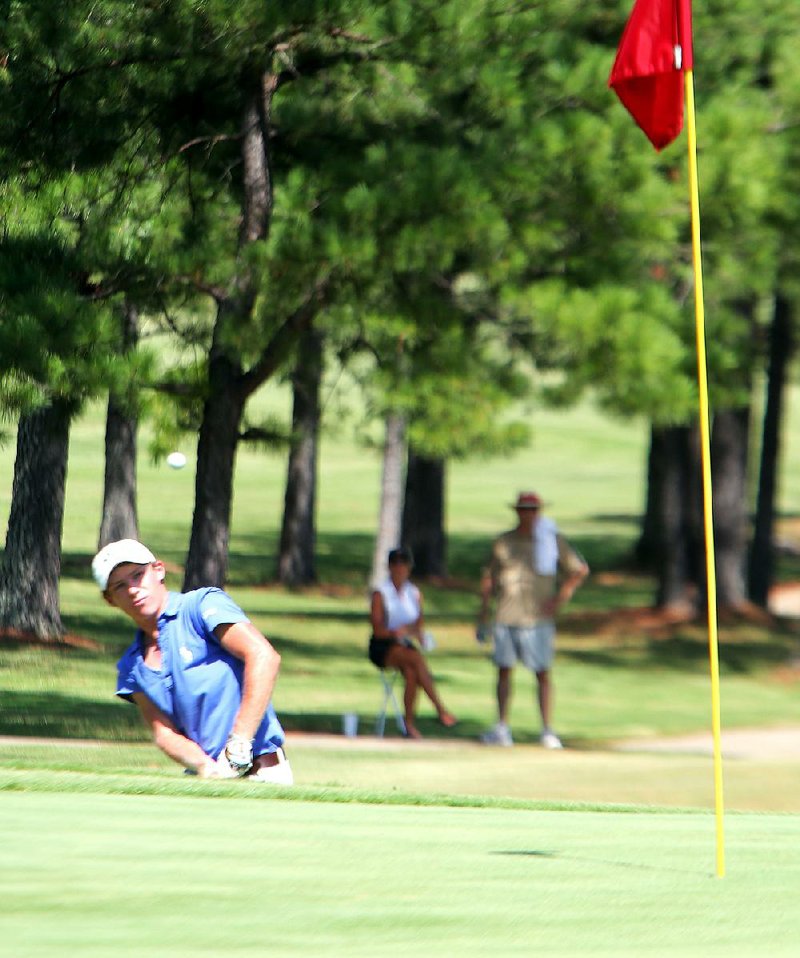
<box><xmin>166</xmin><ymin>451</ymin><xmax>187</xmax><ymax>470</ymax></box>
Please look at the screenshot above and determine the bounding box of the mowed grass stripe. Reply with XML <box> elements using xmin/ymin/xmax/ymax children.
<box><xmin>2</xmin><ymin>738</ymin><xmax>799</xmax><ymax>813</ymax></box>
<box><xmin>1</xmin><ymin>792</ymin><xmax>798</xmax><ymax>957</ymax></box>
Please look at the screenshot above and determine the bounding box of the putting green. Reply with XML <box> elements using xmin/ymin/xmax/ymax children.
<box><xmin>0</xmin><ymin>791</ymin><xmax>798</xmax><ymax>956</ymax></box>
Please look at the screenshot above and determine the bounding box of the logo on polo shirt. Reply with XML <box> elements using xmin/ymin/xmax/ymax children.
<box><xmin>179</xmin><ymin>645</ymin><xmax>193</xmax><ymax>664</ymax></box>
<box><xmin>201</xmin><ymin>607</ymin><xmax>218</xmax><ymax>619</ymax></box>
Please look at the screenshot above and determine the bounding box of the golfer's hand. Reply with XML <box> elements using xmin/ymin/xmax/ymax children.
<box><xmin>197</xmin><ymin>759</ymin><xmax>237</xmax><ymax>779</ymax></box>
<box><xmin>224</xmin><ymin>733</ymin><xmax>254</xmax><ymax>776</ymax></box>
<box><xmin>476</xmin><ymin>624</ymin><xmax>491</xmax><ymax>645</ymax></box>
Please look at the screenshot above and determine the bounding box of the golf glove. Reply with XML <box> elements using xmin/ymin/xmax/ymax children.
<box><xmin>476</xmin><ymin>624</ymin><xmax>491</xmax><ymax>645</ymax></box>
<box><xmin>224</xmin><ymin>733</ymin><xmax>254</xmax><ymax>776</ymax></box>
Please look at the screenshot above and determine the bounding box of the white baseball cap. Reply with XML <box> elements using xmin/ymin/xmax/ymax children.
<box><xmin>92</xmin><ymin>539</ymin><xmax>156</xmax><ymax>591</ymax></box>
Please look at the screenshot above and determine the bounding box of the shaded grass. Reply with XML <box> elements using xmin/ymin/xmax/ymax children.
<box><xmin>2</xmin><ymin>565</ymin><xmax>799</xmax><ymax>746</ymax></box>
<box><xmin>0</xmin><ymin>392</ymin><xmax>799</xmax><ymax>820</ymax></box>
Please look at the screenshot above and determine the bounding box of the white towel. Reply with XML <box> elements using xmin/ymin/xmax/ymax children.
<box><xmin>533</xmin><ymin>517</ymin><xmax>559</xmax><ymax>575</ymax></box>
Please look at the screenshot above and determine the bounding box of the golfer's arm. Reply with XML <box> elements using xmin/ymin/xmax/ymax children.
<box><xmin>216</xmin><ymin>621</ymin><xmax>280</xmax><ymax>742</ymax></box>
<box><xmin>132</xmin><ymin>693</ymin><xmax>214</xmax><ymax>773</ymax></box>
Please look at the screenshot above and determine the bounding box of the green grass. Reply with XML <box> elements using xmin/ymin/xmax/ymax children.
<box><xmin>1</xmin><ymin>388</ymin><xmax>799</xmax><ymax>757</ymax></box>
<box><xmin>1</xmin><ymin>386</ymin><xmax>800</xmax><ymax>955</ymax></box>
<box><xmin>0</xmin><ymin>789</ymin><xmax>798</xmax><ymax>957</ymax></box>
<box><xmin>1</xmin><ymin>736</ymin><xmax>798</xmax><ymax>813</ymax></box>
<box><xmin>2</xmin><ymin>592</ymin><xmax>798</xmax><ymax>748</ymax></box>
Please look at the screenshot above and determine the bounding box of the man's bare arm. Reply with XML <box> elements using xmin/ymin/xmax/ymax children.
<box><xmin>131</xmin><ymin>692</ymin><xmax>220</xmax><ymax>776</ymax></box>
<box><xmin>215</xmin><ymin>621</ymin><xmax>281</xmax><ymax>742</ymax></box>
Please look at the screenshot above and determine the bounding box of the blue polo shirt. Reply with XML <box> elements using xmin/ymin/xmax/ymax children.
<box><xmin>116</xmin><ymin>588</ymin><xmax>285</xmax><ymax>760</ymax></box>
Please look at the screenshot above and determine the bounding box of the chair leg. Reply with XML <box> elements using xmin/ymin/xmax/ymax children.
<box><xmin>375</xmin><ymin>672</ymin><xmax>390</xmax><ymax>737</ymax></box>
<box><xmin>376</xmin><ymin>670</ymin><xmax>407</xmax><ymax>737</ymax></box>
<box><xmin>375</xmin><ymin>698</ymin><xmax>387</xmax><ymax>737</ymax></box>
<box><xmin>389</xmin><ymin>681</ymin><xmax>407</xmax><ymax>736</ymax></box>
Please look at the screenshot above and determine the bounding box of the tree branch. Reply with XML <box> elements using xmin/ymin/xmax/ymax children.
<box><xmin>177</xmin><ymin>132</ymin><xmax>242</xmax><ymax>154</ymax></box>
<box><xmin>240</xmin><ymin>277</ymin><xmax>329</xmax><ymax>398</ymax></box>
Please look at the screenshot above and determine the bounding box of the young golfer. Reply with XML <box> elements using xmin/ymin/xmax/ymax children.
<box><xmin>92</xmin><ymin>539</ymin><xmax>292</xmax><ymax>783</ymax></box>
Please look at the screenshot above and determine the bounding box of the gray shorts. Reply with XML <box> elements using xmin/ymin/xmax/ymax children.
<box><xmin>492</xmin><ymin>623</ymin><xmax>556</xmax><ymax>672</ymax></box>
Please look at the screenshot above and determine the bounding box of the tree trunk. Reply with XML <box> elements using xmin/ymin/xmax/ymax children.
<box><xmin>684</xmin><ymin>424</ymin><xmax>707</xmax><ymax>601</ymax></box>
<box><xmin>634</xmin><ymin>428</ymin><xmax>660</xmax><ymax>571</ymax></box>
<box><xmin>652</xmin><ymin>424</ymin><xmax>701</xmax><ymax>611</ymax></box>
<box><xmin>0</xmin><ymin>401</ymin><xmax>72</xmax><ymax>639</ymax></box>
<box><xmin>402</xmin><ymin>450</ymin><xmax>447</xmax><ymax>577</ymax></box>
<box><xmin>183</xmin><ymin>350</ymin><xmax>247</xmax><ymax>590</ymax></box>
<box><xmin>183</xmin><ymin>87</ymin><xmax>272</xmax><ymax>591</ymax></box>
<box><xmin>749</xmin><ymin>294</ymin><xmax>793</xmax><ymax>605</ymax></box>
<box><xmin>370</xmin><ymin>411</ymin><xmax>407</xmax><ymax>587</ymax></box>
<box><xmin>711</xmin><ymin>406</ymin><xmax>750</xmax><ymax>609</ymax></box>
<box><xmin>99</xmin><ymin>301</ymin><xmax>140</xmax><ymax>547</ymax></box>
<box><xmin>277</xmin><ymin>327</ymin><xmax>323</xmax><ymax>586</ymax></box>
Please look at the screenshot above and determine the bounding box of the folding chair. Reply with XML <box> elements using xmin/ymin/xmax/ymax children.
<box><xmin>375</xmin><ymin>668</ymin><xmax>407</xmax><ymax>737</ymax></box>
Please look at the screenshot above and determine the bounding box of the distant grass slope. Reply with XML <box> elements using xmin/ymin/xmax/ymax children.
<box><xmin>0</xmin><ymin>384</ymin><xmax>798</xmax><ymax>770</ymax></box>
<box><xmin>3</xmin><ymin>381</ymin><xmax>800</xmax><ymax>573</ymax></box>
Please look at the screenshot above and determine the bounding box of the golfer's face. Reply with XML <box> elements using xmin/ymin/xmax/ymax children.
<box><xmin>105</xmin><ymin>562</ymin><xmax>165</xmax><ymax>620</ymax></box>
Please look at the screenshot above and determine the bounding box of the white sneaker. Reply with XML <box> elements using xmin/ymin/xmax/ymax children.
<box><xmin>246</xmin><ymin>748</ymin><xmax>294</xmax><ymax>785</ymax></box>
<box><xmin>251</xmin><ymin>759</ymin><xmax>294</xmax><ymax>786</ymax></box>
<box><xmin>481</xmin><ymin>723</ymin><xmax>513</xmax><ymax>746</ymax></box>
<box><xmin>540</xmin><ymin>730</ymin><xmax>563</xmax><ymax>750</ymax></box>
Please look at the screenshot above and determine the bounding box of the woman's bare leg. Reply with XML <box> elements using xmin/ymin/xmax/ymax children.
<box><xmin>385</xmin><ymin>645</ymin><xmax>456</xmax><ymax>737</ymax></box>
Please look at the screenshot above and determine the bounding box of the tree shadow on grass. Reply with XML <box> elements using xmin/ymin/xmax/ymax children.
<box><xmin>58</xmin><ymin>520</ymin><xmax>642</xmax><ymax>587</ymax></box>
<box><xmin>491</xmin><ymin>850</ymin><xmax>558</xmax><ymax>858</ymax></box>
<box><xmin>227</xmin><ymin>532</ymin><xmax>377</xmax><ymax>588</ymax></box>
<box><xmin>278</xmin><ymin>709</ymin><xmax>488</xmax><ymax>741</ymax></box>
<box><xmin>491</xmin><ymin>849</ymin><xmax>704</xmax><ymax>877</ymax></box>
<box><xmin>61</xmin><ymin>533</ymin><xmax>497</xmax><ymax>590</ymax></box>
<box><xmin>266</xmin><ymin>631</ymin><xmax>372</xmax><ymax>663</ymax></box>
<box><xmin>59</xmin><ymin>612</ymin><xmax>140</xmax><ymax>654</ymax></box>
<box><xmin>560</xmin><ymin>631</ymin><xmax>796</xmax><ymax>675</ymax></box>
<box><xmin>0</xmin><ymin>691</ymin><xmax>145</xmax><ymax>741</ymax></box>
<box><xmin>257</xmin><ymin>609</ymin><xmax>368</xmax><ymax>623</ymax></box>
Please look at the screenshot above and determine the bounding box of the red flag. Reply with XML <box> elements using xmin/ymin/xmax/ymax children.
<box><xmin>609</xmin><ymin>0</ymin><xmax>693</xmax><ymax>150</ymax></box>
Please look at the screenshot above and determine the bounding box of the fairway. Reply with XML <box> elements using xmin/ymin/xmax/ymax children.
<box><xmin>1</xmin><ymin>356</ymin><xmax>799</xmax><ymax>957</ymax></box>
<box><xmin>1</xmin><ymin>790</ymin><xmax>798</xmax><ymax>957</ymax></box>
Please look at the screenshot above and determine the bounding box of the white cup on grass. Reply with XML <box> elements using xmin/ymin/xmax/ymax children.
<box><xmin>342</xmin><ymin>712</ymin><xmax>359</xmax><ymax>737</ymax></box>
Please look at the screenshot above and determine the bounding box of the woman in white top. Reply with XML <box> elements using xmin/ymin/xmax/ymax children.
<box><xmin>369</xmin><ymin>547</ymin><xmax>457</xmax><ymax>740</ymax></box>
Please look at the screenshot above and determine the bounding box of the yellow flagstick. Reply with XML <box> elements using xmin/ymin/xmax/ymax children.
<box><xmin>684</xmin><ymin>68</ymin><xmax>726</xmax><ymax>879</ymax></box>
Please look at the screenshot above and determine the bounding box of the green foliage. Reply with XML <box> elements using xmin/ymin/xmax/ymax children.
<box><xmin>522</xmin><ymin>282</ymin><xmax>697</xmax><ymax>422</ymax></box>
<box><xmin>0</xmin><ymin>228</ymin><xmax>114</xmax><ymax>412</ymax></box>
<box><xmin>4</xmin><ymin>0</ymin><xmax>800</xmax><ymax>469</ymax></box>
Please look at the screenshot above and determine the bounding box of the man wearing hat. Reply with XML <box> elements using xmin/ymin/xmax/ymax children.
<box><xmin>477</xmin><ymin>492</ymin><xmax>588</xmax><ymax>748</ymax></box>
<box><xmin>92</xmin><ymin>539</ymin><xmax>292</xmax><ymax>783</ymax></box>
